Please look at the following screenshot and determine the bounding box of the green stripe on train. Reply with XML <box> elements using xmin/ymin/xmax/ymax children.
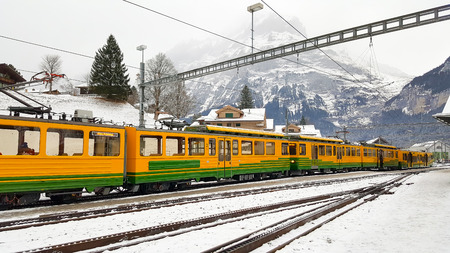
<box><xmin>0</xmin><ymin>175</ymin><xmax>123</xmax><ymax>193</ymax></box>
<box><xmin>127</xmin><ymin>158</ymin><xmax>290</xmax><ymax>184</ymax></box>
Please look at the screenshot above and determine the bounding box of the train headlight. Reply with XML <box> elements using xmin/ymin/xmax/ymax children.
<box><xmin>291</xmin><ymin>160</ymin><xmax>296</xmax><ymax>164</ymax></box>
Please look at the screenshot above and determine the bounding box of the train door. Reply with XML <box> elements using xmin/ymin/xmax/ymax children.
<box><xmin>377</xmin><ymin>149</ymin><xmax>384</xmax><ymax>169</ymax></box>
<box><xmin>218</xmin><ymin>138</ymin><xmax>232</xmax><ymax>178</ymax></box>
<box><xmin>336</xmin><ymin>145</ymin><xmax>343</xmax><ymax>169</ymax></box>
<box><xmin>407</xmin><ymin>152</ymin><xmax>413</xmax><ymax>168</ymax></box>
<box><xmin>311</xmin><ymin>144</ymin><xmax>319</xmax><ymax>169</ymax></box>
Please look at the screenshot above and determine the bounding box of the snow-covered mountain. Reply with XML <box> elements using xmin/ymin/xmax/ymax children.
<box><xmin>168</xmin><ymin>15</ymin><xmax>412</xmax><ymax>136</ymax></box>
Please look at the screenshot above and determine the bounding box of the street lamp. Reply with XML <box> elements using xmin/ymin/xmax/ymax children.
<box><xmin>247</xmin><ymin>3</ymin><xmax>263</xmax><ymax>54</ymax></box>
<box><xmin>137</xmin><ymin>45</ymin><xmax>147</xmax><ymax>128</ymax></box>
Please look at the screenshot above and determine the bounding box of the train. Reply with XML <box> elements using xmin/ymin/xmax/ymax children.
<box><xmin>0</xmin><ymin>114</ymin><xmax>433</xmax><ymax>206</ymax></box>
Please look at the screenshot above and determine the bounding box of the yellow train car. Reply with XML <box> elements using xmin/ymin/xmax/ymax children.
<box><xmin>0</xmin><ymin>115</ymin><xmax>125</xmax><ymax>205</ymax></box>
<box><xmin>399</xmin><ymin>150</ymin><xmax>432</xmax><ymax>168</ymax></box>
<box><xmin>125</xmin><ymin>125</ymin><xmax>293</xmax><ymax>192</ymax></box>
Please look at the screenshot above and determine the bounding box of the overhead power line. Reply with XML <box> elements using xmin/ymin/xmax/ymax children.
<box><xmin>0</xmin><ymin>34</ymin><xmax>139</xmax><ymax>70</ymax></box>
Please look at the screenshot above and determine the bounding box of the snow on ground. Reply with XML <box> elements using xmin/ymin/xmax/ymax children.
<box><xmin>280</xmin><ymin>167</ymin><xmax>450</xmax><ymax>253</ymax></box>
<box><xmin>0</xmin><ymin>168</ymin><xmax>449</xmax><ymax>252</ymax></box>
<box><xmin>0</xmin><ymin>90</ymin><xmax>158</xmax><ymax>128</ymax></box>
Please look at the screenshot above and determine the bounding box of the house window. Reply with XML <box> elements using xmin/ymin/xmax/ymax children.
<box><xmin>225</xmin><ymin>113</ymin><xmax>233</xmax><ymax>118</ymax></box>
<box><xmin>236</xmin><ymin>123</ymin><xmax>241</xmax><ymax>127</ymax></box>
<box><xmin>227</xmin><ymin>123</ymin><xmax>232</xmax><ymax>127</ymax></box>
<box><xmin>217</xmin><ymin>123</ymin><xmax>222</xmax><ymax>126</ymax></box>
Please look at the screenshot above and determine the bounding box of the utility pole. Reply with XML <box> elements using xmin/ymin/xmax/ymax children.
<box><xmin>247</xmin><ymin>3</ymin><xmax>263</xmax><ymax>54</ymax></box>
<box><xmin>137</xmin><ymin>45</ymin><xmax>147</xmax><ymax>128</ymax></box>
<box><xmin>336</xmin><ymin>126</ymin><xmax>349</xmax><ymax>142</ymax></box>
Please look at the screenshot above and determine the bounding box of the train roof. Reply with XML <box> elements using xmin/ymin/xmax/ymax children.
<box><xmin>185</xmin><ymin>125</ymin><xmax>286</xmax><ymax>138</ymax></box>
<box><xmin>0</xmin><ymin>115</ymin><xmax>125</xmax><ymax>129</ymax></box>
<box><xmin>185</xmin><ymin>125</ymin><xmax>344</xmax><ymax>143</ymax></box>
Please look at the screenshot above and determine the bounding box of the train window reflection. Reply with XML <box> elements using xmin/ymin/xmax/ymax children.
<box><xmin>89</xmin><ymin>131</ymin><xmax>120</xmax><ymax>156</ymax></box>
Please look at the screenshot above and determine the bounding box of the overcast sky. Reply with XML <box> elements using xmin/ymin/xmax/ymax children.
<box><xmin>1</xmin><ymin>0</ymin><xmax>449</xmax><ymax>84</ymax></box>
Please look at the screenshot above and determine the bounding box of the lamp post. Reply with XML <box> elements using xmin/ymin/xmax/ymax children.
<box><xmin>137</xmin><ymin>45</ymin><xmax>147</xmax><ymax>128</ymax></box>
<box><xmin>247</xmin><ymin>3</ymin><xmax>263</xmax><ymax>54</ymax></box>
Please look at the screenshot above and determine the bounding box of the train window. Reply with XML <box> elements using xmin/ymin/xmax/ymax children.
<box><xmin>209</xmin><ymin>138</ymin><xmax>216</xmax><ymax>156</ymax></box>
<box><xmin>299</xmin><ymin>144</ymin><xmax>306</xmax><ymax>156</ymax></box>
<box><xmin>0</xmin><ymin>125</ymin><xmax>40</xmax><ymax>155</ymax></box>
<box><xmin>47</xmin><ymin>129</ymin><xmax>83</xmax><ymax>156</ymax></box>
<box><xmin>372</xmin><ymin>149</ymin><xmax>376</xmax><ymax>157</ymax></box>
<box><xmin>351</xmin><ymin>147</ymin><xmax>356</xmax><ymax>156</ymax></box>
<box><xmin>241</xmin><ymin>141</ymin><xmax>252</xmax><ymax>155</ymax></box>
<box><xmin>166</xmin><ymin>136</ymin><xmax>185</xmax><ymax>156</ymax></box>
<box><xmin>326</xmin><ymin>146</ymin><xmax>332</xmax><ymax>156</ymax></box>
<box><xmin>363</xmin><ymin>148</ymin><xmax>367</xmax><ymax>157</ymax></box>
<box><xmin>254</xmin><ymin>141</ymin><xmax>264</xmax><ymax>155</ymax></box>
<box><xmin>188</xmin><ymin>138</ymin><xmax>205</xmax><ymax>156</ymax></box>
<box><xmin>356</xmin><ymin>149</ymin><xmax>360</xmax><ymax>157</ymax></box>
<box><xmin>395</xmin><ymin>151</ymin><xmax>398</xmax><ymax>158</ymax></box>
<box><xmin>346</xmin><ymin>147</ymin><xmax>351</xmax><ymax>156</ymax></box>
<box><xmin>319</xmin><ymin>145</ymin><xmax>325</xmax><ymax>156</ymax></box>
<box><xmin>266</xmin><ymin>142</ymin><xmax>275</xmax><ymax>155</ymax></box>
<box><xmin>140</xmin><ymin>135</ymin><xmax>162</xmax><ymax>156</ymax></box>
<box><xmin>232</xmin><ymin>140</ymin><xmax>239</xmax><ymax>155</ymax></box>
<box><xmin>89</xmin><ymin>131</ymin><xmax>120</xmax><ymax>156</ymax></box>
<box><xmin>333</xmin><ymin>146</ymin><xmax>336</xmax><ymax>156</ymax></box>
<box><xmin>283</xmin><ymin>143</ymin><xmax>290</xmax><ymax>156</ymax></box>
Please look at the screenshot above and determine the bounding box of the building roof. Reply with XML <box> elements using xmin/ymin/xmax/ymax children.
<box><xmin>408</xmin><ymin>140</ymin><xmax>450</xmax><ymax>152</ymax></box>
<box><xmin>366</xmin><ymin>137</ymin><xmax>390</xmax><ymax>145</ymax></box>
<box><xmin>274</xmin><ymin>124</ymin><xmax>322</xmax><ymax>137</ymax></box>
<box><xmin>433</xmin><ymin>95</ymin><xmax>450</xmax><ymax>125</ymax></box>
<box><xmin>198</xmin><ymin>107</ymin><xmax>266</xmax><ymax>122</ymax></box>
<box><xmin>0</xmin><ymin>63</ymin><xmax>26</xmax><ymax>84</ymax></box>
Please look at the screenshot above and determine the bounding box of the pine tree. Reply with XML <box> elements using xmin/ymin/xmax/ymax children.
<box><xmin>300</xmin><ymin>115</ymin><xmax>307</xmax><ymax>125</ymax></box>
<box><xmin>90</xmin><ymin>35</ymin><xmax>130</xmax><ymax>101</ymax></box>
<box><xmin>239</xmin><ymin>85</ymin><xmax>254</xmax><ymax>109</ymax></box>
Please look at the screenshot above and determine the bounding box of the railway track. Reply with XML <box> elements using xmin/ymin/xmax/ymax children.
<box><xmin>0</xmin><ymin>173</ymin><xmax>391</xmax><ymax>232</ymax></box>
<box><xmin>18</xmin><ymin>173</ymin><xmax>414</xmax><ymax>253</ymax></box>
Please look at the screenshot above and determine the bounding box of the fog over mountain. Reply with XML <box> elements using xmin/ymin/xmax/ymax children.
<box><xmin>166</xmin><ymin>15</ymin><xmax>449</xmax><ymax>147</ymax></box>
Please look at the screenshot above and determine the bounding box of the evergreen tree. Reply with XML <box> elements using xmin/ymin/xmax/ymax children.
<box><xmin>300</xmin><ymin>115</ymin><xmax>307</xmax><ymax>125</ymax></box>
<box><xmin>90</xmin><ymin>35</ymin><xmax>130</xmax><ymax>101</ymax></box>
<box><xmin>239</xmin><ymin>85</ymin><xmax>254</xmax><ymax>109</ymax></box>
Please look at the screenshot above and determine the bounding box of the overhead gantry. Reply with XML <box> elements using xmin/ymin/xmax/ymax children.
<box><xmin>138</xmin><ymin>4</ymin><xmax>450</xmax><ymax>127</ymax></box>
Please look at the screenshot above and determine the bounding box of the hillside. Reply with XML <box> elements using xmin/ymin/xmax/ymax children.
<box><xmin>0</xmin><ymin>85</ymin><xmax>157</xmax><ymax>127</ymax></box>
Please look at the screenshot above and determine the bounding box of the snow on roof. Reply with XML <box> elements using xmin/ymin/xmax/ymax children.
<box><xmin>408</xmin><ymin>140</ymin><xmax>450</xmax><ymax>152</ymax></box>
<box><xmin>274</xmin><ymin>124</ymin><xmax>322</xmax><ymax>137</ymax></box>
<box><xmin>441</xmin><ymin>96</ymin><xmax>450</xmax><ymax>114</ymax></box>
<box><xmin>197</xmin><ymin>108</ymin><xmax>266</xmax><ymax>122</ymax></box>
